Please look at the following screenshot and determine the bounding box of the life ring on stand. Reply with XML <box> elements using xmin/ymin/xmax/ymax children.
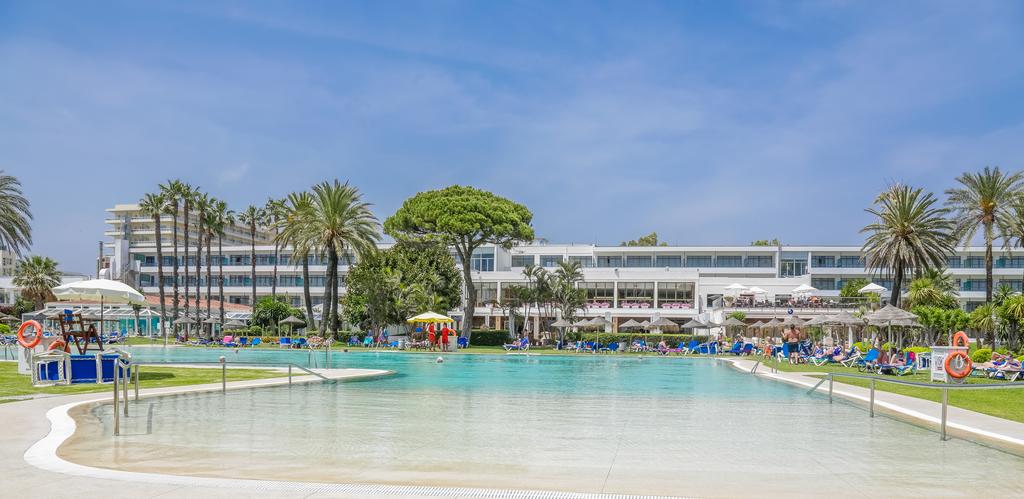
<box><xmin>47</xmin><ymin>339</ymin><xmax>69</xmax><ymax>352</ymax></box>
<box><xmin>952</xmin><ymin>331</ymin><xmax>970</xmax><ymax>347</ymax></box>
<box><xmin>17</xmin><ymin>320</ymin><xmax>43</xmax><ymax>349</ymax></box>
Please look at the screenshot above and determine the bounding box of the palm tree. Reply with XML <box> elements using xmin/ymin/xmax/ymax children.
<box><xmin>946</xmin><ymin>166</ymin><xmax>1024</xmax><ymax>305</ymax></box>
<box><xmin>861</xmin><ymin>183</ymin><xmax>956</xmax><ymax>307</ymax></box>
<box><xmin>139</xmin><ymin>192</ymin><xmax>170</xmax><ymax>345</ymax></box>
<box><xmin>276</xmin><ymin>192</ymin><xmax>317</xmax><ymax>331</ymax></box>
<box><xmin>201</xmin><ymin>197</ymin><xmax>218</xmax><ymax>331</ymax></box>
<box><xmin>13</xmin><ymin>255</ymin><xmax>61</xmax><ymax>310</ymax></box>
<box><xmin>0</xmin><ymin>171</ymin><xmax>32</xmax><ymax>257</ymax></box>
<box><xmin>1000</xmin><ymin>195</ymin><xmax>1024</xmax><ymax>284</ymax></box>
<box><xmin>159</xmin><ymin>180</ymin><xmax>182</xmax><ymax>325</ymax></box>
<box><xmin>238</xmin><ymin>205</ymin><xmax>266</xmax><ymax>309</ymax></box>
<box><xmin>265</xmin><ymin>198</ymin><xmax>285</xmax><ymax>299</ymax></box>
<box><xmin>211</xmin><ymin>199</ymin><xmax>235</xmax><ymax>326</ymax></box>
<box><xmin>192</xmin><ymin>191</ymin><xmax>210</xmax><ymax>324</ymax></box>
<box><xmin>288</xmin><ymin>181</ymin><xmax>379</xmax><ymax>336</ymax></box>
<box><xmin>969</xmin><ymin>302</ymin><xmax>999</xmax><ymax>347</ymax></box>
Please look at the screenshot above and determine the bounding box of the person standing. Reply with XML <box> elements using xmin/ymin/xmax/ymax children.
<box><xmin>440</xmin><ymin>324</ymin><xmax>451</xmax><ymax>352</ymax></box>
<box><xmin>427</xmin><ymin>323</ymin><xmax>436</xmax><ymax>351</ymax></box>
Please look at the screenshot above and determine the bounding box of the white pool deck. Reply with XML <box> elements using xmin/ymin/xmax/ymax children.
<box><xmin>2</xmin><ymin>357</ymin><xmax>1024</xmax><ymax>498</ymax></box>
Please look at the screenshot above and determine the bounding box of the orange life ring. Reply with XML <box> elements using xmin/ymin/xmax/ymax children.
<box><xmin>47</xmin><ymin>339</ymin><xmax>69</xmax><ymax>352</ymax></box>
<box><xmin>945</xmin><ymin>351</ymin><xmax>973</xmax><ymax>379</ymax></box>
<box><xmin>952</xmin><ymin>331</ymin><xmax>970</xmax><ymax>348</ymax></box>
<box><xmin>17</xmin><ymin>320</ymin><xmax>43</xmax><ymax>349</ymax></box>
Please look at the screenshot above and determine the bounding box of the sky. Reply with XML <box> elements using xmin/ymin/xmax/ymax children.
<box><xmin>2</xmin><ymin>1</ymin><xmax>1024</xmax><ymax>274</ymax></box>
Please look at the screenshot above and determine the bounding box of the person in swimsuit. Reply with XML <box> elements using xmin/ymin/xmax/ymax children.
<box><xmin>785</xmin><ymin>326</ymin><xmax>800</xmax><ymax>364</ymax></box>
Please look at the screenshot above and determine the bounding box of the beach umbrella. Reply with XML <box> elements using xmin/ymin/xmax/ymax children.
<box><xmin>649</xmin><ymin>317</ymin><xmax>677</xmax><ymax>335</ymax></box>
<box><xmin>822</xmin><ymin>310</ymin><xmax>865</xmax><ymax>344</ymax></box>
<box><xmin>406</xmin><ymin>311</ymin><xmax>455</xmax><ymax>324</ymax></box>
<box><xmin>865</xmin><ymin>304</ymin><xmax>919</xmax><ymax>346</ymax></box>
<box><xmin>680</xmin><ymin>318</ymin><xmax>706</xmax><ymax>329</ymax></box>
<box><xmin>279</xmin><ymin>315</ymin><xmax>305</xmax><ymax>337</ymax></box>
<box><xmin>225</xmin><ymin>320</ymin><xmax>247</xmax><ymax>330</ymax></box>
<box><xmin>781</xmin><ymin>316</ymin><xmax>805</xmax><ymax>327</ymax></box>
<box><xmin>0</xmin><ymin>312</ymin><xmax>19</xmax><ymax>323</ymax></box>
<box><xmin>550</xmin><ymin>318</ymin><xmax>572</xmax><ymax>347</ymax></box>
<box><xmin>619</xmin><ymin>318</ymin><xmax>643</xmax><ymax>330</ymax></box>
<box><xmin>52</xmin><ymin>279</ymin><xmax>145</xmax><ymax>338</ymax></box>
<box><xmin>747</xmin><ymin>286</ymin><xmax>768</xmax><ymax>295</ymax></box>
<box><xmin>588</xmin><ymin>317</ymin><xmax>611</xmax><ymax>347</ymax></box>
<box><xmin>792</xmin><ymin>284</ymin><xmax>817</xmax><ymax>294</ymax></box>
<box><xmin>722</xmin><ymin>317</ymin><xmax>746</xmax><ymax>337</ymax></box>
<box><xmin>858</xmin><ymin>282</ymin><xmax>887</xmax><ymax>294</ymax></box>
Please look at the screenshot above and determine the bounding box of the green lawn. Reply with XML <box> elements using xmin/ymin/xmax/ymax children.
<box><xmin>0</xmin><ymin>361</ymin><xmax>285</xmax><ymax>403</ymax></box>
<box><xmin>751</xmin><ymin>356</ymin><xmax>1024</xmax><ymax>423</ymax></box>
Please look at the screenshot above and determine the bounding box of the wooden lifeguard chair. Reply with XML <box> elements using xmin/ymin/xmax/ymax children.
<box><xmin>56</xmin><ymin>309</ymin><xmax>103</xmax><ymax>354</ymax></box>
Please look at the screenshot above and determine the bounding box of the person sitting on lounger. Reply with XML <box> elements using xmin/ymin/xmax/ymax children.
<box><xmin>657</xmin><ymin>340</ymin><xmax>669</xmax><ymax>355</ymax></box>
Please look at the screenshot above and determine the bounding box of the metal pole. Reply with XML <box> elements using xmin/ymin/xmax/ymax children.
<box><xmin>219</xmin><ymin>356</ymin><xmax>226</xmax><ymax>394</ymax></box>
<box><xmin>122</xmin><ymin>363</ymin><xmax>129</xmax><ymax>417</ymax></box>
<box><xmin>288</xmin><ymin>364</ymin><xmax>292</xmax><ymax>386</ymax></box>
<box><xmin>941</xmin><ymin>387</ymin><xmax>949</xmax><ymax>441</ymax></box>
<box><xmin>828</xmin><ymin>376</ymin><xmax>833</xmax><ymax>404</ymax></box>
<box><xmin>134</xmin><ymin>366</ymin><xmax>139</xmax><ymax>402</ymax></box>
<box><xmin>869</xmin><ymin>379</ymin><xmax>875</xmax><ymax>418</ymax></box>
<box><xmin>112</xmin><ymin>368</ymin><xmax>120</xmax><ymax>436</ymax></box>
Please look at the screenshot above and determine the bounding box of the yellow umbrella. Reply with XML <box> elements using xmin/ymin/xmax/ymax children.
<box><xmin>406</xmin><ymin>311</ymin><xmax>455</xmax><ymax>324</ymax></box>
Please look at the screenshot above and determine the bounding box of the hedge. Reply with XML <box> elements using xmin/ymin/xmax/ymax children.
<box><xmin>971</xmin><ymin>348</ymin><xmax>992</xmax><ymax>363</ymax></box>
<box><xmin>469</xmin><ymin>329</ymin><xmax>513</xmax><ymax>346</ymax></box>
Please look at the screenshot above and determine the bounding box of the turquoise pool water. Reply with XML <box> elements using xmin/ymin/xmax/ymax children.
<box><xmin>64</xmin><ymin>347</ymin><xmax>1024</xmax><ymax>497</ymax></box>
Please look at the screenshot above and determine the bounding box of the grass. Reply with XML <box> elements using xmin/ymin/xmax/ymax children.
<box><xmin>750</xmin><ymin>356</ymin><xmax>1024</xmax><ymax>423</ymax></box>
<box><xmin>0</xmin><ymin>361</ymin><xmax>285</xmax><ymax>404</ymax></box>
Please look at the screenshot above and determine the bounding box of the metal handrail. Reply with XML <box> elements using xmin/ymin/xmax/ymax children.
<box><xmin>805</xmin><ymin>371</ymin><xmax>1024</xmax><ymax>441</ymax></box>
<box><xmin>130</xmin><ymin>361</ymin><xmax>331</xmax><ymax>381</ymax></box>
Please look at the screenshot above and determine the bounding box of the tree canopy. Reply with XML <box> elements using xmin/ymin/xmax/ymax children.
<box><xmin>620</xmin><ymin>232</ymin><xmax>667</xmax><ymax>246</ymax></box>
<box><xmin>384</xmin><ymin>185</ymin><xmax>533</xmax><ymax>339</ymax></box>
<box><xmin>750</xmin><ymin>238</ymin><xmax>780</xmax><ymax>246</ymax></box>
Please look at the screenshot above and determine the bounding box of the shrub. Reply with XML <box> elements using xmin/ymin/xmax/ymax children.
<box><xmin>971</xmin><ymin>348</ymin><xmax>992</xmax><ymax>363</ymax></box>
<box><xmin>853</xmin><ymin>341</ymin><xmax>873</xmax><ymax>353</ymax></box>
<box><xmin>995</xmin><ymin>347</ymin><xmax>1010</xmax><ymax>355</ymax></box>
<box><xmin>906</xmin><ymin>346</ymin><xmax>931</xmax><ymax>354</ymax></box>
<box><xmin>469</xmin><ymin>329</ymin><xmax>512</xmax><ymax>346</ymax></box>
<box><xmin>0</xmin><ymin>324</ymin><xmax>9</xmax><ymax>335</ymax></box>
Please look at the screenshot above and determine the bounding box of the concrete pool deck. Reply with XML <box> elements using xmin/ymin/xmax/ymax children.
<box><xmin>721</xmin><ymin>357</ymin><xmax>1024</xmax><ymax>456</ymax></box>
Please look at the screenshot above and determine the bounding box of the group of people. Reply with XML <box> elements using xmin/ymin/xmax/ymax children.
<box><xmin>422</xmin><ymin>323</ymin><xmax>454</xmax><ymax>352</ymax></box>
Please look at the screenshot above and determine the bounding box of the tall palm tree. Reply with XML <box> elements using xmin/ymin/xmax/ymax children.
<box><xmin>946</xmin><ymin>166</ymin><xmax>1024</xmax><ymax>304</ymax></box>
<box><xmin>211</xmin><ymin>199</ymin><xmax>235</xmax><ymax>326</ymax></box>
<box><xmin>289</xmin><ymin>181</ymin><xmax>379</xmax><ymax>335</ymax></box>
<box><xmin>192</xmin><ymin>191</ymin><xmax>210</xmax><ymax>323</ymax></box>
<box><xmin>178</xmin><ymin>183</ymin><xmax>198</xmax><ymax>323</ymax></box>
<box><xmin>139</xmin><ymin>192</ymin><xmax>170</xmax><ymax>345</ymax></box>
<box><xmin>0</xmin><ymin>171</ymin><xmax>32</xmax><ymax>257</ymax></box>
<box><xmin>159</xmin><ymin>180</ymin><xmax>182</xmax><ymax>325</ymax></box>
<box><xmin>201</xmin><ymin>197</ymin><xmax>217</xmax><ymax>329</ymax></box>
<box><xmin>861</xmin><ymin>183</ymin><xmax>956</xmax><ymax>307</ymax></box>
<box><xmin>13</xmin><ymin>255</ymin><xmax>61</xmax><ymax>310</ymax></box>
<box><xmin>238</xmin><ymin>205</ymin><xmax>266</xmax><ymax>309</ymax></box>
<box><xmin>265</xmin><ymin>198</ymin><xmax>285</xmax><ymax>299</ymax></box>
<box><xmin>276</xmin><ymin>191</ymin><xmax>317</xmax><ymax>330</ymax></box>
<box><xmin>1000</xmin><ymin>195</ymin><xmax>1024</xmax><ymax>284</ymax></box>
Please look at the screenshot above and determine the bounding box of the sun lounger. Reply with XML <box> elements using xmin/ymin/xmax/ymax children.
<box><xmin>250</xmin><ymin>337</ymin><xmax>261</xmax><ymax>347</ymax></box>
<box><xmin>237</xmin><ymin>337</ymin><xmax>249</xmax><ymax>347</ymax></box>
<box><xmin>279</xmin><ymin>337</ymin><xmax>292</xmax><ymax>348</ymax></box>
<box><xmin>856</xmin><ymin>348</ymin><xmax>881</xmax><ymax>373</ymax></box>
<box><xmin>504</xmin><ymin>337</ymin><xmax>529</xmax><ymax>351</ymax></box>
<box><xmin>728</xmin><ymin>341</ymin><xmax>743</xmax><ymax>355</ymax></box>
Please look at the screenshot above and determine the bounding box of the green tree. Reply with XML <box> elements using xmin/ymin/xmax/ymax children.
<box><xmin>861</xmin><ymin>183</ymin><xmax>956</xmax><ymax>307</ymax></box>
<box><xmin>998</xmin><ymin>294</ymin><xmax>1024</xmax><ymax>351</ymax></box>
<box><xmin>192</xmin><ymin>191</ymin><xmax>210</xmax><ymax>322</ymax></box>
<box><xmin>264</xmin><ymin>198</ymin><xmax>286</xmax><ymax>299</ymax></box>
<box><xmin>750</xmin><ymin>238</ymin><xmax>780</xmax><ymax>246</ymax></box>
<box><xmin>0</xmin><ymin>171</ymin><xmax>32</xmax><ymax>257</ymax></box>
<box><xmin>969</xmin><ymin>302</ymin><xmax>999</xmax><ymax>348</ymax></box>
<box><xmin>209</xmin><ymin>199</ymin><xmax>234</xmax><ymax>327</ymax></box>
<box><xmin>276</xmin><ymin>192</ymin><xmax>317</xmax><ymax>331</ymax></box>
<box><xmin>551</xmin><ymin>260</ymin><xmax>585</xmax><ymax>346</ymax></box>
<box><xmin>387</xmin><ymin>240</ymin><xmax>462</xmax><ymax>312</ymax></box>
<box><xmin>13</xmin><ymin>256</ymin><xmax>61</xmax><ymax>310</ymax></box>
<box><xmin>159</xmin><ymin>180</ymin><xmax>183</xmax><ymax>324</ymax></box>
<box><xmin>139</xmin><ymin>192</ymin><xmax>170</xmax><ymax>345</ymax></box>
<box><xmin>251</xmin><ymin>296</ymin><xmax>305</xmax><ymax>335</ymax></box>
<box><xmin>946</xmin><ymin>166</ymin><xmax>1024</xmax><ymax>310</ymax></box>
<box><xmin>342</xmin><ymin>250</ymin><xmax>405</xmax><ymax>336</ymax></box>
<box><xmin>906</xmin><ymin>275</ymin><xmax>958</xmax><ymax>309</ymax></box>
<box><xmin>178</xmin><ymin>183</ymin><xmax>199</xmax><ymax>323</ymax></box>
<box><xmin>237</xmin><ymin>204</ymin><xmax>266</xmax><ymax>310</ymax></box>
<box><xmin>291</xmin><ymin>180</ymin><xmax>380</xmax><ymax>336</ymax></box>
<box><xmin>385</xmin><ymin>185</ymin><xmax>534</xmax><ymax>341</ymax></box>
<box><xmin>621</xmin><ymin>232</ymin><xmax>667</xmax><ymax>246</ymax></box>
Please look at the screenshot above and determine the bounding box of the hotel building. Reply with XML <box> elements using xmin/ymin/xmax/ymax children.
<box><xmin>105</xmin><ymin>202</ymin><xmax>1022</xmax><ymax>330</ymax></box>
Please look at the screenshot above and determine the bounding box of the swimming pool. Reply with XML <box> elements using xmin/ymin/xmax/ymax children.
<box><xmin>60</xmin><ymin>348</ymin><xmax>1024</xmax><ymax>497</ymax></box>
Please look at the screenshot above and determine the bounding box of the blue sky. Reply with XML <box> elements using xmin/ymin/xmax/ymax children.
<box><xmin>2</xmin><ymin>1</ymin><xmax>1023</xmax><ymax>273</ymax></box>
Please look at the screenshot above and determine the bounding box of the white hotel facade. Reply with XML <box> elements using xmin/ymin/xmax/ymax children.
<box><xmin>105</xmin><ymin>203</ymin><xmax>1024</xmax><ymax>330</ymax></box>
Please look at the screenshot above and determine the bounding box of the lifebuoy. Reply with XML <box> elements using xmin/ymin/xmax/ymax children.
<box><xmin>952</xmin><ymin>331</ymin><xmax>970</xmax><ymax>347</ymax></box>
<box><xmin>17</xmin><ymin>320</ymin><xmax>43</xmax><ymax>349</ymax></box>
<box><xmin>47</xmin><ymin>339</ymin><xmax>69</xmax><ymax>352</ymax></box>
<box><xmin>945</xmin><ymin>351</ymin><xmax>973</xmax><ymax>379</ymax></box>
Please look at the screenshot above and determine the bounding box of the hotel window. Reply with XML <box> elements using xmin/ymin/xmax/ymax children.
<box><xmin>964</xmin><ymin>257</ymin><xmax>984</xmax><ymax>268</ymax></box>
<box><xmin>477</xmin><ymin>282</ymin><xmax>498</xmax><ymax>304</ymax></box>
<box><xmin>625</xmin><ymin>255</ymin><xmax>652</xmax><ymax>268</ymax></box>
<box><xmin>140</xmin><ymin>274</ymin><xmax>154</xmax><ymax>286</ymax></box>
<box><xmin>715</xmin><ymin>256</ymin><xmax>743</xmax><ymax>267</ymax></box>
<box><xmin>596</xmin><ymin>256</ymin><xmax>622</xmax><ymax>267</ymax></box>
<box><xmin>780</xmin><ymin>254</ymin><xmax>808</xmax><ymax>277</ymax></box>
<box><xmin>580</xmin><ymin>282</ymin><xmax>614</xmax><ymax>302</ymax></box>
<box><xmin>340</xmin><ymin>253</ymin><xmax>355</xmax><ymax>266</ymax></box>
<box><xmin>657</xmin><ymin>282</ymin><xmax>694</xmax><ymax>304</ymax></box>
<box><xmin>278</xmin><ymin>254</ymin><xmax>291</xmax><ymax>266</ymax></box>
<box><xmin>946</xmin><ymin>256</ymin><xmax>962</xmax><ymax>268</ymax></box>
<box><xmin>279</xmin><ymin>275</ymin><xmax>299</xmax><ymax>287</ymax></box>
<box><xmin>745</xmin><ymin>255</ymin><xmax>773</xmax><ymax>268</ymax></box>
<box><xmin>568</xmin><ymin>256</ymin><xmax>594</xmax><ymax>268</ymax></box>
<box><xmin>618</xmin><ymin>282</ymin><xmax>654</xmax><ymax>303</ymax></box>
<box><xmin>655</xmin><ymin>255</ymin><xmax>682</xmax><ymax>268</ymax></box>
<box><xmin>511</xmin><ymin>255</ymin><xmax>535</xmax><ymax>267</ymax></box>
<box><xmin>873</xmin><ymin>279</ymin><xmax>893</xmax><ymax>289</ymax></box>
<box><xmin>230</xmin><ymin>255</ymin><xmax>248</xmax><ymax>266</ymax></box>
<box><xmin>962</xmin><ymin>279</ymin><xmax>986</xmax><ymax>292</ymax></box>
<box><xmin>143</xmin><ymin>256</ymin><xmax>156</xmax><ymax>266</ymax></box>
<box><xmin>811</xmin><ymin>278</ymin><xmax>836</xmax><ymax>290</ymax></box>
<box><xmin>1001</xmin><ymin>280</ymin><xmax>1023</xmax><ymax>292</ymax></box>
<box><xmin>685</xmin><ymin>255</ymin><xmax>712</xmax><ymax>267</ymax></box>
<box><xmin>308</xmin><ymin>276</ymin><xmax>325</xmax><ymax>287</ymax></box>
<box><xmin>998</xmin><ymin>256</ymin><xmax>1024</xmax><ymax>268</ymax></box>
<box><xmin>255</xmin><ymin>255</ymin><xmax>274</xmax><ymax>266</ymax></box>
<box><xmin>540</xmin><ymin>255</ymin><xmax>563</xmax><ymax>268</ymax></box>
<box><xmin>837</xmin><ymin>256</ymin><xmax>863</xmax><ymax>268</ymax></box>
<box><xmin>812</xmin><ymin>255</ymin><xmax>835</xmax><ymax>268</ymax></box>
<box><xmin>471</xmin><ymin>250</ymin><xmax>494</xmax><ymax>272</ymax></box>
<box><xmin>228</xmin><ymin>276</ymin><xmax>249</xmax><ymax>286</ymax></box>
<box><xmin>255</xmin><ymin>276</ymin><xmax>274</xmax><ymax>287</ymax></box>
